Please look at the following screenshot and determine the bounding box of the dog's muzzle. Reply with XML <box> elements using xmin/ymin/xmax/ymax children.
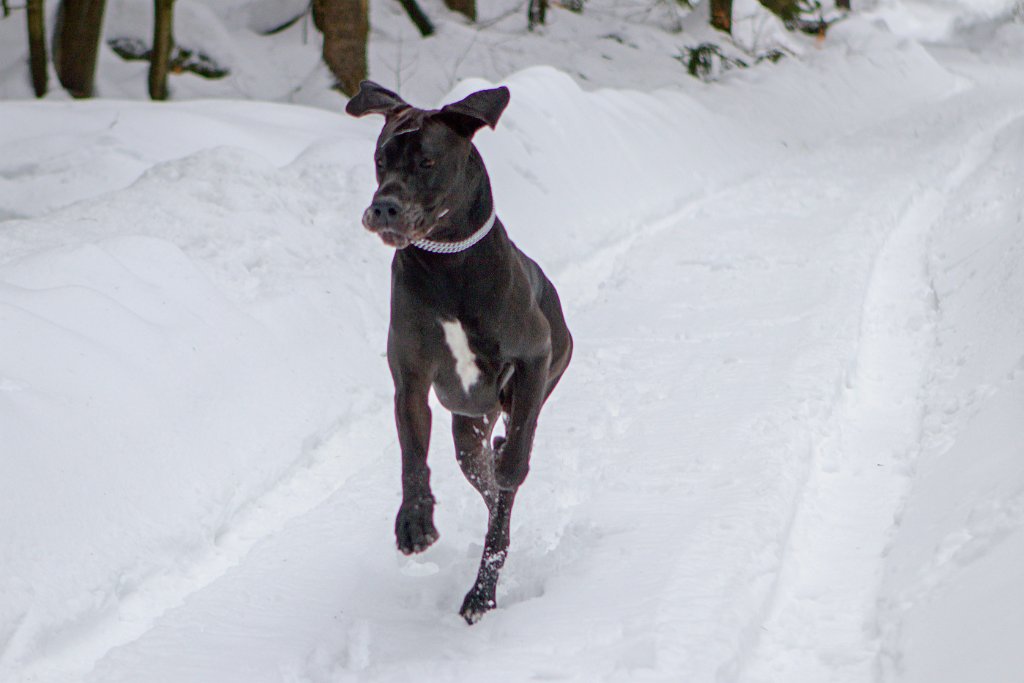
<box><xmin>362</xmin><ymin>197</ymin><xmax>417</xmax><ymax>248</ymax></box>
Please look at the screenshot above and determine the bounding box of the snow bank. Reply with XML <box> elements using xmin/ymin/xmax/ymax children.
<box><xmin>865</xmin><ymin>0</ymin><xmax>1023</xmax><ymax>41</ymax></box>
<box><xmin>462</xmin><ymin>16</ymin><xmax>957</xmax><ymax>276</ymax></box>
<box><xmin>0</xmin><ymin>0</ymin><xmax>982</xmax><ymax>107</ymax></box>
<box><xmin>0</xmin><ymin>103</ymin><xmax>391</xmax><ymax>676</ymax></box>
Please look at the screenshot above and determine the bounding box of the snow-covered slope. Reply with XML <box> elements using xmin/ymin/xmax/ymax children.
<box><xmin>2</xmin><ymin>9</ymin><xmax>1024</xmax><ymax>683</ymax></box>
<box><xmin>0</xmin><ymin>0</ymin><xmax>715</xmax><ymax>106</ymax></box>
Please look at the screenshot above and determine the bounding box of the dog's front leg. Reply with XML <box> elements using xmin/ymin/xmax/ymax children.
<box><xmin>494</xmin><ymin>352</ymin><xmax>551</xmax><ymax>491</ymax></box>
<box><xmin>393</xmin><ymin>378</ymin><xmax>439</xmax><ymax>555</ymax></box>
<box><xmin>460</xmin><ymin>352</ymin><xmax>550</xmax><ymax>624</ymax></box>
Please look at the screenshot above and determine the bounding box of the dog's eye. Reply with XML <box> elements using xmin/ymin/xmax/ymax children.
<box><xmin>419</xmin><ymin>158</ymin><xmax>436</xmax><ymax>169</ymax></box>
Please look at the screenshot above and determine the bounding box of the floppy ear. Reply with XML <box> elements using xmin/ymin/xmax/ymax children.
<box><xmin>345</xmin><ymin>81</ymin><xmax>409</xmax><ymax>118</ymax></box>
<box><xmin>433</xmin><ymin>86</ymin><xmax>511</xmax><ymax>138</ymax></box>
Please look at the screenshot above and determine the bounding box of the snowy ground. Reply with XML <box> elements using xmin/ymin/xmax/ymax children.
<box><xmin>2</xmin><ymin>2</ymin><xmax>1024</xmax><ymax>683</ymax></box>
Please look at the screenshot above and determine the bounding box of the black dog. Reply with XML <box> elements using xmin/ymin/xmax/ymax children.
<box><xmin>346</xmin><ymin>81</ymin><xmax>572</xmax><ymax>623</ymax></box>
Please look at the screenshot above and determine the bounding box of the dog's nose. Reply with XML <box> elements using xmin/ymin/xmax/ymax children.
<box><xmin>366</xmin><ymin>197</ymin><xmax>401</xmax><ymax>229</ymax></box>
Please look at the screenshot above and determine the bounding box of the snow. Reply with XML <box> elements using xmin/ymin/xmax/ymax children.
<box><xmin>874</xmin><ymin>112</ymin><xmax>1024</xmax><ymax>683</ymax></box>
<box><xmin>865</xmin><ymin>0</ymin><xmax>1022</xmax><ymax>41</ymax></box>
<box><xmin>2</xmin><ymin>2</ymin><xmax>1024</xmax><ymax>682</ymax></box>
<box><xmin>730</xmin><ymin>0</ymin><xmax>804</xmax><ymax>56</ymax></box>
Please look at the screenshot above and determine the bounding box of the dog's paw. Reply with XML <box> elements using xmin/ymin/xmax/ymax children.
<box><xmin>493</xmin><ymin>440</ymin><xmax>529</xmax><ymax>491</ymax></box>
<box><xmin>395</xmin><ymin>498</ymin><xmax>439</xmax><ymax>555</ymax></box>
<box><xmin>459</xmin><ymin>586</ymin><xmax>496</xmax><ymax>625</ymax></box>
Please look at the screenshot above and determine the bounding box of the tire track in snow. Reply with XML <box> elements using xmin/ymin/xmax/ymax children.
<box><xmin>6</xmin><ymin>399</ymin><xmax>394</xmax><ymax>683</ymax></box>
<box><xmin>737</xmin><ymin>110</ymin><xmax>1024</xmax><ymax>683</ymax></box>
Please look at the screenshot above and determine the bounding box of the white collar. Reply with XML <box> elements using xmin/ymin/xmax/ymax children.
<box><xmin>412</xmin><ymin>209</ymin><xmax>496</xmax><ymax>254</ymax></box>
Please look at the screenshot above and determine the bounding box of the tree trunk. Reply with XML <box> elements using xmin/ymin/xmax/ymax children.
<box><xmin>444</xmin><ymin>0</ymin><xmax>474</xmax><ymax>22</ymax></box>
<box><xmin>149</xmin><ymin>0</ymin><xmax>174</xmax><ymax>100</ymax></box>
<box><xmin>312</xmin><ymin>0</ymin><xmax>368</xmax><ymax>97</ymax></box>
<box><xmin>710</xmin><ymin>0</ymin><xmax>732</xmax><ymax>33</ymax></box>
<box><xmin>26</xmin><ymin>0</ymin><xmax>48</xmax><ymax>97</ymax></box>
<box><xmin>396</xmin><ymin>0</ymin><xmax>434</xmax><ymax>37</ymax></box>
<box><xmin>836</xmin><ymin>0</ymin><xmax>850</xmax><ymax>9</ymax></box>
<box><xmin>527</xmin><ymin>0</ymin><xmax>546</xmax><ymax>30</ymax></box>
<box><xmin>54</xmin><ymin>0</ymin><xmax>107</xmax><ymax>98</ymax></box>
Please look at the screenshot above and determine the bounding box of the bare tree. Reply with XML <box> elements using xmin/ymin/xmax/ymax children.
<box><xmin>26</xmin><ymin>0</ymin><xmax>47</xmax><ymax>97</ymax></box>
<box><xmin>53</xmin><ymin>0</ymin><xmax>107</xmax><ymax>98</ymax></box>
<box><xmin>527</xmin><ymin>0</ymin><xmax>546</xmax><ymax>30</ymax></box>
<box><xmin>313</xmin><ymin>0</ymin><xmax>368</xmax><ymax>97</ymax></box>
<box><xmin>710</xmin><ymin>0</ymin><xmax>732</xmax><ymax>33</ymax></box>
<box><xmin>149</xmin><ymin>0</ymin><xmax>174</xmax><ymax>100</ymax></box>
<box><xmin>397</xmin><ymin>0</ymin><xmax>434</xmax><ymax>37</ymax></box>
<box><xmin>836</xmin><ymin>0</ymin><xmax>850</xmax><ymax>9</ymax></box>
<box><xmin>444</xmin><ymin>0</ymin><xmax>475</xmax><ymax>22</ymax></box>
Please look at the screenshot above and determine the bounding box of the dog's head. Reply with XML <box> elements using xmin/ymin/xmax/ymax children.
<box><xmin>346</xmin><ymin>81</ymin><xmax>510</xmax><ymax>249</ymax></box>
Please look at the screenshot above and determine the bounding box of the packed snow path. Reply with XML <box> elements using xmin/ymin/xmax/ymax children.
<box><xmin>3</xmin><ymin>23</ymin><xmax>1024</xmax><ymax>683</ymax></box>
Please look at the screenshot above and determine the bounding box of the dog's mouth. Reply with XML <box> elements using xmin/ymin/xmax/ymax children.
<box><xmin>364</xmin><ymin>220</ymin><xmax>435</xmax><ymax>250</ymax></box>
<box><xmin>376</xmin><ymin>229</ymin><xmax>413</xmax><ymax>249</ymax></box>
<box><xmin>362</xmin><ymin>202</ymin><xmax>439</xmax><ymax>249</ymax></box>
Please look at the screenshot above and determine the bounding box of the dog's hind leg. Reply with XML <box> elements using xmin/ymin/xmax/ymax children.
<box><xmin>452</xmin><ymin>410</ymin><xmax>501</xmax><ymax>512</ymax></box>
<box><xmin>459</xmin><ymin>487</ymin><xmax>516</xmax><ymax>624</ymax></box>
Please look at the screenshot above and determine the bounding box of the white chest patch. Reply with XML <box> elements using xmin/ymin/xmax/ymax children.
<box><xmin>440</xmin><ymin>319</ymin><xmax>481</xmax><ymax>393</ymax></box>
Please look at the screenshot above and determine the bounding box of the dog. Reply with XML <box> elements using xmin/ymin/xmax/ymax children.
<box><xmin>346</xmin><ymin>81</ymin><xmax>573</xmax><ymax>623</ymax></box>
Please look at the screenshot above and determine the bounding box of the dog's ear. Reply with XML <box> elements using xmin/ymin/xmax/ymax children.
<box><xmin>433</xmin><ymin>86</ymin><xmax>510</xmax><ymax>138</ymax></box>
<box><xmin>345</xmin><ymin>81</ymin><xmax>409</xmax><ymax>118</ymax></box>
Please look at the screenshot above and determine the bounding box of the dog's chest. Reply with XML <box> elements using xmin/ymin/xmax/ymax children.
<box><xmin>440</xmin><ymin>320</ymin><xmax>481</xmax><ymax>392</ymax></box>
<box><xmin>432</xmin><ymin>317</ymin><xmax>503</xmax><ymax>416</ymax></box>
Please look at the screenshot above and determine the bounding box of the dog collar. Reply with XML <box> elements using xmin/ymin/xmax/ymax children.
<box><xmin>412</xmin><ymin>209</ymin><xmax>496</xmax><ymax>254</ymax></box>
